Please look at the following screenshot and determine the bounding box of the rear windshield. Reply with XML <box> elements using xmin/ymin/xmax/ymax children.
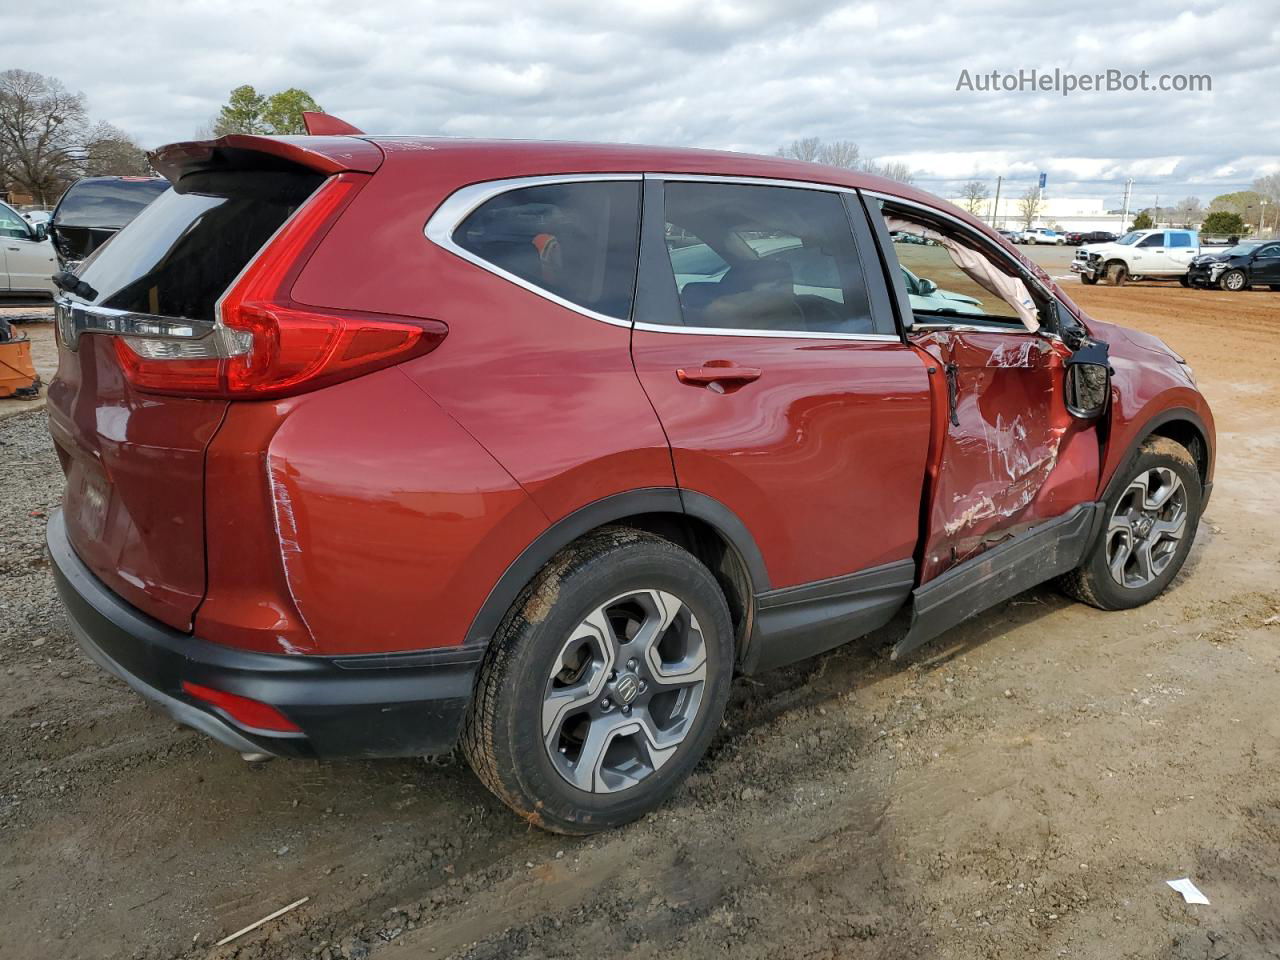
<box><xmin>54</xmin><ymin>179</ymin><xmax>169</xmax><ymax>229</ymax></box>
<box><xmin>74</xmin><ymin>171</ymin><xmax>323</xmax><ymax>322</ymax></box>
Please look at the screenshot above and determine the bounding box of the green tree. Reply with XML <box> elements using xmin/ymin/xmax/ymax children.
<box><xmin>213</xmin><ymin>84</ymin><xmax>267</xmax><ymax>135</ymax></box>
<box><xmin>260</xmin><ymin>88</ymin><xmax>322</xmax><ymax>135</ymax></box>
<box><xmin>1202</xmin><ymin>211</ymin><xmax>1244</xmax><ymax>236</ymax></box>
<box><xmin>1130</xmin><ymin>211</ymin><xmax>1155</xmax><ymax>230</ymax></box>
<box><xmin>212</xmin><ymin>85</ymin><xmax>321</xmax><ymax>137</ymax></box>
<box><xmin>1208</xmin><ymin>190</ymin><xmax>1264</xmax><ymax>218</ymax></box>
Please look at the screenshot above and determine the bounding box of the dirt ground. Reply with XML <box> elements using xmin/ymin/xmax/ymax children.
<box><xmin>2</xmin><ymin>270</ymin><xmax>1279</xmax><ymax>960</ymax></box>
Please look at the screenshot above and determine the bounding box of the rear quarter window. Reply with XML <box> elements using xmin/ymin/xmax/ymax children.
<box><xmin>453</xmin><ymin>181</ymin><xmax>641</xmax><ymax>320</ymax></box>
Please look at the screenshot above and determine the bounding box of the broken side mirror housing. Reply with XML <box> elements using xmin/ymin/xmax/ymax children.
<box><xmin>1064</xmin><ymin>339</ymin><xmax>1111</xmax><ymax>419</ymax></box>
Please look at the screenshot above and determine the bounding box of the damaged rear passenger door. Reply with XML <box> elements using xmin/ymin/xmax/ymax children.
<box><xmin>862</xmin><ymin>196</ymin><xmax>1105</xmax><ymax>653</ymax></box>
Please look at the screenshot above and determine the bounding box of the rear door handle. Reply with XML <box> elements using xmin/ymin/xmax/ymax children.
<box><xmin>676</xmin><ymin>365</ymin><xmax>763</xmax><ymax>386</ymax></box>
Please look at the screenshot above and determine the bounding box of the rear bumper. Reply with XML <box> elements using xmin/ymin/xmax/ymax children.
<box><xmin>47</xmin><ymin>509</ymin><xmax>482</xmax><ymax>759</ymax></box>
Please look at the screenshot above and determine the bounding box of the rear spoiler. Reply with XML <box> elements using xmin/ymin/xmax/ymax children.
<box><xmin>150</xmin><ymin>132</ymin><xmax>381</xmax><ymax>184</ymax></box>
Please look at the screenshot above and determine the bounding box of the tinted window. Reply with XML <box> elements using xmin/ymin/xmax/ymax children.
<box><xmin>54</xmin><ymin>179</ymin><xmax>169</xmax><ymax>229</ymax></box>
<box><xmin>662</xmin><ymin>182</ymin><xmax>880</xmax><ymax>334</ymax></box>
<box><xmin>1167</xmin><ymin>232</ymin><xmax>1193</xmax><ymax>248</ymax></box>
<box><xmin>1137</xmin><ymin>234</ymin><xmax>1164</xmax><ymax>247</ymax></box>
<box><xmin>74</xmin><ymin>170</ymin><xmax>322</xmax><ymax>321</ymax></box>
<box><xmin>1256</xmin><ymin>244</ymin><xmax>1280</xmax><ymax>257</ymax></box>
<box><xmin>455</xmin><ymin>181</ymin><xmax>640</xmax><ymax>320</ymax></box>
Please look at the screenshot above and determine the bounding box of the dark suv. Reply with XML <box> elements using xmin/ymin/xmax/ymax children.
<box><xmin>49</xmin><ymin>176</ymin><xmax>168</xmax><ymax>267</ymax></box>
<box><xmin>47</xmin><ymin>127</ymin><xmax>1214</xmax><ymax>834</ymax></box>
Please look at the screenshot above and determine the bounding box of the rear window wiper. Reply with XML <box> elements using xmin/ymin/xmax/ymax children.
<box><xmin>53</xmin><ymin>271</ymin><xmax>98</xmax><ymax>302</ymax></box>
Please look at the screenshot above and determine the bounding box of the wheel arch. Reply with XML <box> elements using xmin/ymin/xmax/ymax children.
<box><xmin>462</xmin><ymin>488</ymin><xmax>768</xmax><ymax>654</ymax></box>
<box><xmin>1103</xmin><ymin>407</ymin><xmax>1213</xmax><ymax>504</ymax></box>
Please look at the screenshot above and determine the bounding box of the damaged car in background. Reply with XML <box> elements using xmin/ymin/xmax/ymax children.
<box><xmin>45</xmin><ymin>118</ymin><xmax>1214</xmax><ymax>834</ymax></box>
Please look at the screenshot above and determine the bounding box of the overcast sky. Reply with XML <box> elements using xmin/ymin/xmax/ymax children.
<box><xmin>2</xmin><ymin>0</ymin><xmax>1276</xmax><ymax>208</ymax></box>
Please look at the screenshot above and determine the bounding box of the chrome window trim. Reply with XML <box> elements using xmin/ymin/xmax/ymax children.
<box><xmin>424</xmin><ymin>172</ymin><xmax>907</xmax><ymax>344</ymax></box>
<box><xmin>633</xmin><ymin>322</ymin><xmax>901</xmax><ymax>342</ymax></box>
<box><xmin>424</xmin><ymin>173</ymin><xmax>642</xmax><ymax>330</ymax></box>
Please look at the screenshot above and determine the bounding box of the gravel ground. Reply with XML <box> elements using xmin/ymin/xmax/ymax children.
<box><xmin>1</xmin><ymin>279</ymin><xmax>1279</xmax><ymax>960</ymax></box>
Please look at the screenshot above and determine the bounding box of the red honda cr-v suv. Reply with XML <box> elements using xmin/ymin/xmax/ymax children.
<box><xmin>47</xmin><ymin>125</ymin><xmax>1214</xmax><ymax>834</ymax></box>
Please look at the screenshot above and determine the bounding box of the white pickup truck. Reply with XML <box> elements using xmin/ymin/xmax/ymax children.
<box><xmin>1070</xmin><ymin>228</ymin><xmax>1226</xmax><ymax>286</ymax></box>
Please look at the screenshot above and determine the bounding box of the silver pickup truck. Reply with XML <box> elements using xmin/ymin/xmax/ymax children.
<box><xmin>1071</xmin><ymin>229</ymin><xmax>1227</xmax><ymax>286</ymax></box>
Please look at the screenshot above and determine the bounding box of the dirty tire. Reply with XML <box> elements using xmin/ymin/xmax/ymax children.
<box><xmin>1058</xmin><ymin>436</ymin><xmax>1202</xmax><ymax>611</ymax></box>
<box><xmin>1107</xmin><ymin>262</ymin><xmax>1128</xmax><ymax>286</ymax></box>
<box><xmin>1219</xmin><ymin>269</ymin><xmax>1248</xmax><ymax>292</ymax></box>
<box><xmin>1081</xmin><ymin>273</ymin><xmax>1098</xmax><ymax>285</ymax></box>
<box><xmin>461</xmin><ymin>527</ymin><xmax>733</xmax><ymax>835</ymax></box>
<box><xmin>1179</xmin><ymin>274</ymin><xmax>1190</xmax><ymax>287</ymax></box>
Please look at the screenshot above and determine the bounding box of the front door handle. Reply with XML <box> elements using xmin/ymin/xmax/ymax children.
<box><xmin>676</xmin><ymin>364</ymin><xmax>763</xmax><ymax>387</ymax></box>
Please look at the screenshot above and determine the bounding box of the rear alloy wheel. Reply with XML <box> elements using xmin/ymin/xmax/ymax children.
<box><xmin>1108</xmin><ymin>263</ymin><xmax>1128</xmax><ymax>286</ymax></box>
<box><xmin>1219</xmin><ymin>269</ymin><xmax>1248</xmax><ymax>292</ymax></box>
<box><xmin>462</xmin><ymin>528</ymin><xmax>733</xmax><ymax>834</ymax></box>
<box><xmin>1059</xmin><ymin>437</ymin><xmax>1202</xmax><ymax>610</ymax></box>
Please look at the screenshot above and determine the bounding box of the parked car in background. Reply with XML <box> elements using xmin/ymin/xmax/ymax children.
<box><xmin>1064</xmin><ymin>231</ymin><xmax>1117</xmax><ymax>246</ymax></box>
<box><xmin>997</xmin><ymin>228</ymin><xmax>1020</xmax><ymax>241</ymax></box>
<box><xmin>1070</xmin><ymin>228</ymin><xmax>1224</xmax><ymax>285</ymax></box>
<box><xmin>48</xmin><ymin>128</ymin><xmax>1215</xmax><ymax>834</ymax></box>
<box><xmin>49</xmin><ymin>176</ymin><xmax>168</xmax><ymax>268</ymax></box>
<box><xmin>0</xmin><ymin>198</ymin><xmax>58</xmax><ymax>297</ymax></box>
<box><xmin>1186</xmin><ymin>239</ymin><xmax>1280</xmax><ymax>291</ymax></box>
<box><xmin>21</xmin><ymin>210</ymin><xmax>53</xmax><ymax>227</ymax></box>
<box><xmin>1021</xmin><ymin>227</ymin><xmax>1066</xmax><ymax>245</ymax></box>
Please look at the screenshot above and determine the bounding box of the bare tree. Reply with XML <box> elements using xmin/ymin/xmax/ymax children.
<box><xmin>775</xmin><ymin>137</ymin><xmax>915</xmax><ymax>185</ymax></box>
<box><xmin>864</xmin><ymin>159</ymin><xmax>915</xmax><ymax>185</ymax></box>
<box><xmin>83</xmin><ymin>122</ymin><xmax>151</xmax><ymax>177</ymax></box>
<box><xmin>960</xmin><ymin>180</ymin><xmax>989</xmax><ymax>215</ymax></box>
<box><xmin>0</xmin><ymin>69</ymin><xmax>87</xmax><ymax>205</ymax></box>
<box><xmin>776</xmin><ymin>137</ymin><xmax>822</xmax><ymax>162</ymax></box>
<box><xmin>817</xmin><ymin>140</ymin><xmax>861</xmax><ymax>168</ymax></box>
<box><xmin>1017</xmin><ymin>186</ymin><xmax>1043</xmax><ymax>229</ymax></box>
<box><xmin>1171</xmin><ymin>196</ymin><xmax>1202</xmax><ymax>228</ymax></box>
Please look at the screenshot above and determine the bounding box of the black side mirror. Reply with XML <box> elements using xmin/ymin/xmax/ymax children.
<box><xmin>1064</xmin><ymin>340</ymin><xmax>1111</xmax><ymax>419</ymax></box>
<box><xmin>34</xmin><ymin>222</ymin><xmax>48</xmax><ymax>241</ymax></box>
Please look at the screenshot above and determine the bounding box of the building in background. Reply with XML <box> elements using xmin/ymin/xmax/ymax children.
<box><xmin>947</xmin><ymin>195</ymin><xmax>1127</xmax><ymax>233</ymax></box>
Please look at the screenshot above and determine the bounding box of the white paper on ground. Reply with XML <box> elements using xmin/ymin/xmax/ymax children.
<box><xmin>1166</xmin><ymin>878</ymin><xmax>1210</xmax><ymax>905</ymax></box>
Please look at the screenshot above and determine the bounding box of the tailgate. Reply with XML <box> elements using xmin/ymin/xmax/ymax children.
<box><xmin>45</xmin><ymin>141</ymin><xmax>363</xmax><ymax>631</ymax></box>
<box><xmin>47</xmin><ymin>339</ymin><xmax>225</xmax><ymax>630</ymax></box>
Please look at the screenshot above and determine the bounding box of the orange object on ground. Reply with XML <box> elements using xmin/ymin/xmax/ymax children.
<box><xmin>0</xmin><ymin>336</ymin><xmax>41</xmax><ymax>399</ymax></box>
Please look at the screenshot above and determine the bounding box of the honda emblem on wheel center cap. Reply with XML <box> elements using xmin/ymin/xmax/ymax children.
<box><xmin>614</xmin><ymin>673</ymin><xmax>641</xmax><ymax>705</ymax></box>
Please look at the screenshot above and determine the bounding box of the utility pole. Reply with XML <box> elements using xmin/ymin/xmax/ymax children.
<box><xmin>991</xmin><ymin>176</ymin><xmax>1002</xmax><ymax>227</ymax></box>
<box><xmin>1120</xmin><ymin>178</ymin><xmax>1134</xmax><ymax>231</ymax></box>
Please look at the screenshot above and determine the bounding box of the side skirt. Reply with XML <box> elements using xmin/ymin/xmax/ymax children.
<box><xmin>893</xmin><ymin>501</ymin><xmax>1104</xmax><ymax>660</ymax></box>
<box><xmin>742</xmin><ymin>559</ymin><xmax>915</xmax><ymax>674</ymax></box>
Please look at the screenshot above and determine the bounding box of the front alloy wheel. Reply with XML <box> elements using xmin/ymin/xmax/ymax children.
<box><xmin>1220</xmin><ymin>269</ymin><xmax>1248</xmax><ymax>291</ymax></box>
<box><xmin>1058</xmin><ymin>436</ymin><xmax>1202</xmax><ymax>610</ymax></box>
<box><xmin>1105</xmin><ymin>467</ymin><xmax>1187</xmax><ymax>588</ymax></box>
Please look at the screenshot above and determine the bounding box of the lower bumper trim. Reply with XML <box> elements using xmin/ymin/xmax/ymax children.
<box><xmin>47</xmin><ymin>509</ymin><xmax>482</xmax><ymax>758</ymax></box>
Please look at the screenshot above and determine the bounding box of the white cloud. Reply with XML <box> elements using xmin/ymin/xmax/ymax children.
<box><xmin>0</xmin><ymin>0</ymin><xmax>1274</xmax><ymax>206</ymax></box>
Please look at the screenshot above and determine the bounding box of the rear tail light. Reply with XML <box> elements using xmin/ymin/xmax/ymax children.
<box><xmin>115</xmin><ymin>174</ymin><xmax>447</xmax><ymax>398</ymax></box>
<box><xmin>182</xmin><ymin>681</ymin><xmax>302</xmax><ymax>733</ymax></box>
